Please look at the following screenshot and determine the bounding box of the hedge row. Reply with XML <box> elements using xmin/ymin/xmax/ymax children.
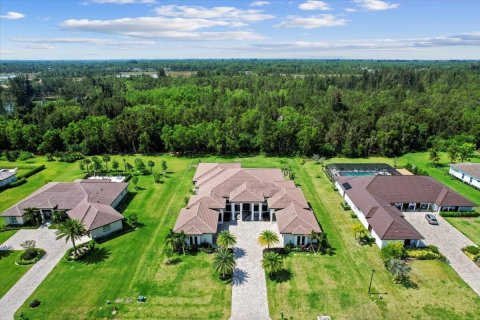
<box><xmin>406</xmin><ymin>245</ymin><xmax>446</xmax><ymax>261</ymax></box>
<box><xmin>17</xmin><ymin>165</ymin><xmax>45</xmax><ymax>179</ymax></box>
<box><xmin>439</xmin><ymin>211</ymin><xmax>480</xmax><ymax>218</ymax></box>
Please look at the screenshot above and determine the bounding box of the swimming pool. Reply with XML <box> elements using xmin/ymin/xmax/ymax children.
<box><xmin>338</xmin><ymin>171</ymin><xmax>378</xmax><ymax>176</ymax></box>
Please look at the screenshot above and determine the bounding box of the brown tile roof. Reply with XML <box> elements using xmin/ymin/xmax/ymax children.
<box><xmin>1</xmin><ymin>181</ymin><xmax>128</xmax><ymax>230</ymax></box>
<box><xmin>276</xmin><ymin>202</ymin><xmax>321</xmax><ymax>234</ymax></box>
<box><xmin>174</xmin><ymin>203</ymin><xmax>218</xmax><ymax>234</ymax></box>
<box><xmin>175</xmin><ymin>163</ymin><xmax>321</xmax><ymax>236</ymax></box>
<box><xmin>337</xmin><ymin>175</ymin><xmax>476</xmax><ymax>240</ymax></box>
<box><xmin>450</xmin><ymin>163</ymin><xmax>480</xmax><ymax>180</ymax></box>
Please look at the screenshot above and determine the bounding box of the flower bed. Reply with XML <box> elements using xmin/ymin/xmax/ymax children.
<box><xmin>406</xmin><ymin>246</ymin><xmax>445</xmax><ymax>261</ymax></box>
<box><xmin>16</xmin><ymin>248</ymin><xmax>46</xmax><ymax>265</ymax></box>
<box><xmin>462</xmin><ymin>246</ymin><xmax>480</xmax><ymax>267</ymax></box>
<box><xmin>64</xmin><ymin>241</ymin><xmax>93</xmax><ymax>261</ymax></box>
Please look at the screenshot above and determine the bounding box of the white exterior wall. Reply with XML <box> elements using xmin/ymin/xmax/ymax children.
<box><xmin>90</xmin><ymin>220</ymin><xmax>123</xmax><ymax>239</ymax></box>
<box><xmin>187</xmin><ymin>234</ymin><xmax>213</xmax><ymax>245</ymax></box>
<box><xmin>3</xmin><ymin>216</ymin><xmax>24</xmax><ymax>225</ymax></box>
<box><xmin>449</xmin><ymin>167</ymin><xmax>480</xmax><ymax>189</ymax></box>
<box><xmin>0</xmin><ymin>175</ymin><xmax>17</xmax><ymax>188</ymax></box>
<box><xmin>283</xmin><ymin>234</ymin><xmax>312</xmax><ymax>246</ymax></box>
<box><xmin>111</xmin><ymin>187</ymin><xmax>128</xmax><ymax>208</ymax></box>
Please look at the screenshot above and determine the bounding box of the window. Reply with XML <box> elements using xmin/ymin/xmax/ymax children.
<box><xmin>102</xmin><ymin>224</ymin><xmax>111</xmax><ymax>232</ymax></box>
<box><xmin>10</xmin><ymin>217</ymin><xmax>17</xmax><ymax>224</ymax></box>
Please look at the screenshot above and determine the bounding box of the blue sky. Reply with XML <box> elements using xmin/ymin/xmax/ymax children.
<box><xmin>1</xmin><ymin>0</ymin><xmax>479</xmax><ymax>60</ymax></box>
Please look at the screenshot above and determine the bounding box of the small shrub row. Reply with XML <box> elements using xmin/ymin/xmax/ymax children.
<box><xmin>462</xmin><ymin>246</ymin><xmax>480</xmax><ymax>266</ymax></box>
<box><xmin>340</xmin><ymin>201</ymin><xmax>351</xmax><ymax>211</ymax></box>
<box><xmin>6</xmin><ymin>177</ymin><xmax>27</xmax><ymax>188</ymax></box>
<box><xmin>17</xmin><ymin>165</ymin><xmax>45</xmax><ymax>179</ymax></box>
<box><xmin>406</xmin><ymin>246</ymin><xmax>445</xmax><ymax>261</ymax></box>
<box><xmin>403</xmin><ymin>163</ymin><xmax>428</xmax><ymax>176</ymax></box>
<box><xmin>16</xmin><ymin>248</ymin><xmax>46</xmax><ymax>265</ymax></box>
<box><xmin>439</xmin><ymin>211</ymin><xmax>480</xmax><ymax>218</ymax></box>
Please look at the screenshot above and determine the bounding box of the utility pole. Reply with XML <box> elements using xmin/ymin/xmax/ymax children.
<box><xmin>368</xmin><ymin>269</ymin><xmax>375</xmax><ymax>294</ymax></box>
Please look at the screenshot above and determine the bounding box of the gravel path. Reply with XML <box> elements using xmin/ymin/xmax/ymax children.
<box><xmin>224</xmin><ymin>221</ymin><xmax>281</xmax><ymax>320</ymax></box>
<box><xmin>0</xmin><ymin>226</ymin><xmax>90</xmax><ymax>319</ymax></box>
<box><xmin>404</xmin><ymin>212</ymin><xmax>480</xmax><ymax>296</ymax></box>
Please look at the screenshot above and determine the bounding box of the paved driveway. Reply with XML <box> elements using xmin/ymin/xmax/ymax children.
<box><xmin>404</xmin><ymin>212</ymin><xmax>480</xmax><ymax>296</ymax></box>
<box><xmin>0</xmin><ymin>226</ymin><xmax>89</xmax><ymax>320</ymax></box>
<box><xmin>223</xmin><ymin>221</ymin><xmax>282</xmax><ymax>320</ymax></box>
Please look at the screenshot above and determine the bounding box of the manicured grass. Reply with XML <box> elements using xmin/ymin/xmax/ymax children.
<box><xmin>0</xmin><ymin>230</ymin><xmax>17</xmax><ymax>245</ymax></box>
<box><xmin>13</xmin><ymin>156</ymin><xmax>231</xmax><ymax>319</ymax></box>
<box><xmin>266</xmin><ymin>159</ymin><xmax>480</xmax><ymax>319</ymax></box>
<box><xmin>445</xmin><ymin>217</ymin><xmax>480</xmax><ymax>246</ymax></box>
<box><xmin>0</xmin><ymin>250</ymin><xmax>32</xmax><ymax>298</ymax></box>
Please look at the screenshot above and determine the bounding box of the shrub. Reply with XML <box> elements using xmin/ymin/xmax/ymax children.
<box><xmin>463</xmin><ymin>246</ymin><xmax>480</xmax><ymax>255</ymax></box>
<box><xmin>380</xmin><ymin>242</ymin><xmax>406</xmax><ymax>262</ymax></box>
<box><xmin>386</xmin><ymin>258</ymin><xmax>411</xmax><ymax>284</ymax></box>
<box><xmin>406</xmin><ymin>246</ymin><xmax>444</xmax><ymax>260</ymax></box>
<box><xmin>439</xmin><ymin>211</ymin><xmax>480</xmax><ymax>218</ymax></box>
<box><xmin>126</xmin><ymin>213</ymin><xmax>139</xmax><ymax>228</ymax></box>
<box><xmin>19</xmin><ymin>151</ymin><xmax>33</xmax><ymax>161</ymax></box>
<box><xmin>18</xmin><ymin>165</ymin><xmax>45</xmax><ymax>179</ymax></box>
<box><xmin>29</xmin><ymin>299</ymin><xmax>41</xmax><ymax>308</ymax></box>
<box><xmin>5</xmin><ymin>150</ymin><xmax>19</xmax><ymax>162</ymax></box>
<box><xmin>21</xmin><ymin>248</ymin><xmax>39</xmax><ymax>260</ymax></box>
<box><xmin>199</xmin><ymin>242</ymin><xmax>214</xmax><ymax>253</ymax></box>
<box><xmin>340</xmin><ymin>201</ymin><xmax>351</xmax><ymax>211</ymax></box>
<box><xmin>17</xmin><ymin>248</ymin><xmax>46</xmax><ymax>265</ymax></box>
<box><xmin>64</xmin><ymin>242</ymin><xmax>92</xmax><ymax>261</ymax></box>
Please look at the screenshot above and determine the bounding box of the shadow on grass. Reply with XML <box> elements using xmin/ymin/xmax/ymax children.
<box><xmin>166</xmin><ymin>257</ymin><xmax>182</xmax><ymax>265</ymax></box>
<box><xmin>402</xmin><ymin>278</ymin><xmax>419</xmax><ymax>289</ymax></box>
<box><xmin>269</xmin><ymin>268</ymin><xmax>293</xmax><ymax>283</ymax></box>
<box><xmin>79</xmin><ymin>247</ymin><xmax>110</xmax><ymax>265</ymax></box>
<box><xmin>117</xmin><ymin>191</ymin><xmax>137</xmax><ymax>213</ymax></box>
<box><xmin>0</xmin><ymin>250</ymin><xmax>13</xmax><ymax>260</ymax></box>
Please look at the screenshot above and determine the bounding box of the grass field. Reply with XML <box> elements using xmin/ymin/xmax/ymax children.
<box><xmin>266</xmin><ymin>159</ymin><xmax>480</xmax><ymax>319</ymax></box>
<box><xmin>445</xmin><ymin>217</ymin><xmax>480</xmax><ymax>246</ymax></box>
<box><xmin>0</xmin><ymin>153</ymin><xmax>478</xmax><ymax>319</ymax></box>
<box><xmin>0</xmin><ymin>250</ymin><xmax>32</xmax><ymax>298</ymax></box>
<box><xmin>0</xmin><ymin>230</ymin><xmax>17</xmax><ymax>244</ymax></box>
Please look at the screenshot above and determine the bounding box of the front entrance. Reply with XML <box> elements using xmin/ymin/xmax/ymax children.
<box><xmin>41</xmin><ymin>210</ymin><xmax>52</xmax><ymax>222</ymax></box>
<box><xmin>189</xmin><ymin>236</ymin><xmax>199</xmax><ymax>246</ymax></box>
<box><xmin>297</xmin><ymin>235</ymin><xmax>306</xmax><ymax>246</ymax></box>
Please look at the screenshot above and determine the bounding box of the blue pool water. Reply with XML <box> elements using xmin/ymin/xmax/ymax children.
<box><xmin>338</xmin><ymin>171</ymin><xmax>378</xmax><ymax>176</ymax></box>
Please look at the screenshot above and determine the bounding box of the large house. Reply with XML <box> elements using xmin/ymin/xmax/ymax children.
<box><xmin>335</xmin><ymin>175</ymin><xmax>476</xmax><ymax>248</ymax></box>
<box><xmin>0</xmin><ymin>168</ymin><xmax>17</xmax><ymax>188</ymax></box>
<box><xmin>1</xmin><ymin>180</ymin><xmax>129</xmax><ymax>239</ymax></box>
<box><xmin>174</xmin><ymin>163</ymin><xmax>321</xmax><ymax>247</ymax></box>
<box><xmin>449</xmin><ymin>163</ymin><xmax>480</xmax><ymax>189</ymax></box>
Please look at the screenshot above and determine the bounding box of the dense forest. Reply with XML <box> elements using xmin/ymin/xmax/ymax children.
<box><xmin>0</xmin><ymin>60</ymin><xmax>479</xmax><ymax>158</ymax></box>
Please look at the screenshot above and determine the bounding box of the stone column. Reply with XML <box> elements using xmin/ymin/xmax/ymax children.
<box><xmin>251</xmin><ymin>203</ymin><xmax>254</xmax><ymax>221</ymax></box>
<box><xmin>220</xmin><ymin>209</ymin><xmax>224</xmax><ymax>224</ymax></box>
<box><xmin>239</xmin><ymin>203</ymin><xmax>243</xmax><ymax>221</ymax></box>
<box><xmin>270</xmin><ymin>209</ymin><xmax>274</xmax><ymax>222</ymax></box>
<box><xmin>231</xmin><ymin>203</ymin><xmax>235</xmax><ymax>221</ymax></box>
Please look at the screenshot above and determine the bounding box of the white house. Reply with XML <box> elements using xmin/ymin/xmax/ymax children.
<box><xmin>0</xmin><ymin>168</ymin><xmax>17</xmax><ymax>188</ymax></box>
<box><xmin>449</xmin><ymin>163</ymin><xmax>480</xmax><ymax>190</ymax></box>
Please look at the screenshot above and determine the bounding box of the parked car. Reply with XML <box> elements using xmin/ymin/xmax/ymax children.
<box><xmin>425</xmin><ymin>214</ymin><xmax>439</xmax><ymax>225</ymax></box>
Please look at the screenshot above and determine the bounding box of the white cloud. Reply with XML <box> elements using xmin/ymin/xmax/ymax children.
<box><xmin>12</xmin><ymin>37</ymin><xmax>156</xmax><ymax>48</ymax></box>
<box><xmin>0</xmin><ymin>11</ymin><xmax>25</xmax><ymax>20</ymax></box>
<box><xmin>154</xmin><ymin>5</ymin><xmax>274</xmax><ymax>22</ymax></box>
<box><xmin>23</xmin><ymin>44</ymin><xmax>55</xmax><ymax>50</ymax></box>
<box><xmin>353</xmin><ymin>0</ymin><xmax>399</xmax><ymax>11</ymax></box>
<box><xmin>250</xmin><ymin>1</ymin><xmax>270</xmax><ymax>7</ymax></box>
<box><xmin>298</xmin><ymin>1</ymin><xmax>331</xmax><ymax>11</ymax></box>
<box><xmin>345</xmin><ymin>8</ymin><xmax>357</xmax><ymax>12</ymax></box>
<box><xmin>276</xmin><ymin>14</ymin><xmax>347</xmax><ymax>29</ymax></box>
<box><xmin>246</xmin><ymin>32</ymin><xmax>480</xmax><ymax>51</ymax></box>
<box><xmin>87</xmin><ymin>0</ymin><xmax>155</xmax><ymax>4</ymax></box>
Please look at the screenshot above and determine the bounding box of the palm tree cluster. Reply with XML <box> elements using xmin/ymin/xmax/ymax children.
<box><xmin>212</xmin><ymin>230</ymin><xmax>237</xmax><ymax>279</ymax></box>
<box><xmin>258</xmin><ymin>230</ymin><xmax>280</xmax><ymax>249</ymax></box>
<box><xmin>165</xmin><ymin>229</ymin><xmax>186</xmax><ymax>254</ymax></box>
<box><xmin>280</xmin><ymin>165</ymin><xmax>295</xmax><ymax>180</ymax></box>
<box><xmin>262</xmin><ymin>251</ymin><xmax>284</xmax><ymax>278</ymax></box>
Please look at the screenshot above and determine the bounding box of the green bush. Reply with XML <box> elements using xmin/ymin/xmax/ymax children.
<box><xmin>439</xmin><ymin>211</ymin><xmax>480</xmax><ymax>218</ymax></box>
<box><xmin>64</xmin><ymin>242</ymin><xmax>92</xmax><ymax>261</ymax></box>
<box><xmin>340</xmin><ymin>201</ymin><xmax>351</xmax><ymax>211</ymax></box>
<box><xmin>19</xmin><ymin>151</ymin><xmax>34</xmax><ymax>161</ymax></box>
<box><xmin>16</xmin><ymin>248</ymin><xmax>46</xmax><ymax>265</ymax></box>
<box><xmin>29</xmin><ymin>299</ymin><xmax>41</xmax><ymax>308</ymax></box>
<box><xmin>406</xmin><ymin>248</ymin><xmax>443</xmax><ymax>260</ymax></box>
<box><xmin>17</xmin><ymin>165</ymin><xmax>45</xmax><ymax>179</ymax></box>
<box><xmin>5</xmin><ymin>177</ymin><xmax>27</xmax><ymax>188</ymax></box>
<box><xmin>380</xmin><ymin>242</ymin><xmax>406</xmax><ymax>262</ymax></box>
<box><xmin>463</xmin><ymin>246</ymin><xmax>480</xmax><ymax>255</ymax></box>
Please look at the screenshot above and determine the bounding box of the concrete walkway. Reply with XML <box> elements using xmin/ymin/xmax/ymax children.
<box><xmin>404</xmin><ymin>212</ymin><xmax>480</xmax><ymax>296</ymax></box>
<box><xmin>0</xmin><ymin>226</ymin><xmax>89</xmax><ymax>319</ymax></box>
<box><xmin>224</xmin><ymin>221</ymin><xmax>281</xmax><ymax>320</ymax></box>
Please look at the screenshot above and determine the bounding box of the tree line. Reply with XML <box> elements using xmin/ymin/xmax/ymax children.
<box><xmin>0</xmin><ymin>60</ymin><xmax>479</xmax><ymax>158</ymax></box>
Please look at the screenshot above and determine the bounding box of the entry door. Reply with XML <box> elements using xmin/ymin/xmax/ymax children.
<box><xmin>297</xmin><ymin>236</ymin><xmax>306</xmax><ymax>246</ymax></box>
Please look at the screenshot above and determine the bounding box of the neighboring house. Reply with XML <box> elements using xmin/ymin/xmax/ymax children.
<box><xmin>1</xmin><ymin>180</ymin><xmax>129</xmax><ymax>239</ymax></box>
<box><xmin>335</xmin><ymin>175</ymin><xmax>476</xmax><ymax>248</ymax></box>
<box><xmin>0</xmin><ymin>168</ymin><xmax>17</xmax><ymax>188</ymax></box>
<box><xmin>174</xmin><ymin>163</ymin><xmax>321</xmax><ymax>247</ymax></box>
<box><xmin>449</xmin><ymin>163</ymin><xmax>480</xmax><ymax>189</ymax></box>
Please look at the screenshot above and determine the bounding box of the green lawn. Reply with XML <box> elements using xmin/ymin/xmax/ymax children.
<box><xmin>11</xmin><ymin>156</ymin><xmax>231</xmax><ymax>319</ymax></box>
<box><xmin>0</xmin><ymin>230</ymin><xmax>17</xmax><ymax>245</ymax></box>
<box><xmin>266</xmin><ymin>159</ymin><xmax>480</xmax><ymax>319</ymax></box>
<box><xmin>2</xmin><ymin>154</ymin><xmax>479</xmax><ymax>319</ymax></box>
<box><xmin>0</xmin><ymin>250</ymin><xmax>32</xmax><ymax>298</ymax></box>
<box><xmin>445</xmin><ymin>217</ymin><xmax>480</xmax><ymax>246</ymax></box>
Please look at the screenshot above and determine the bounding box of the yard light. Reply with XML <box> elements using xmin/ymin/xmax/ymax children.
<box><xmin>368</xmin><ymin>269</ymin><xmax>375</xmax><ymax>294</ymax></box>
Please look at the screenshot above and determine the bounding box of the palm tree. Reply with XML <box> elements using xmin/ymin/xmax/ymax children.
<box><xmin>123</xmin><ymin>158</ymin><xmax>127</xmax><ymax>172</ymax></box>
<box><xmin>147</xmin><ymin>160</ymin><xmax>155</xmax><ymax>174</ymax></box>
<box><xmin>216</xmin><ymin>230</ymin><xmax>237</xmax><ymax>249</ymax></box>
<box><xmin>102</xmin><ymin>154</ymin><xmax>111</xmax><ymax>172</ymax></box>
<box><xmin>310</xmin><ymin>231</ymin><xmax>327</xmax><ymax>253</ymax></box>
<box><xmin>55</xmin><ymin>219</ymin><xmax>87</xmax><ymax>256</ymax></box>
<box><xmin>258</xmin><ymin>230</ymin><xmax>279</xmax><ymax>249</ymax></box>
<box><xmin>177</xmin><ymin>231</ymin><xmax>187</xmax><ymax>254</ymax></box>
<box><xmin>213</xmin><ymin>248</ymin><xmax>236</xmax><ymax>279</ymax></box>
<box><xmin>23</xmin><ymin>207</ymin><xmax>40</xmax><ymax>225</ymax></box>
<box><xmin>166</xmin><ymin>229</ymin><xmax>180</xmax><ymax>251</ymax></box>
<box><xmin>84</xmin><ymin>159</ymin><xmax>91</xmax><ymax>174</ymax></box>
<box><xmin>262</xmin><ymin>251</ymin><xmax>283</xmax><ymax>277</ymax></box>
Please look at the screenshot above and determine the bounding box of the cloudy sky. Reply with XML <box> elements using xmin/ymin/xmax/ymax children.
<box><xmin>1</xmin><ymin>0</ymin><xmax>479</xmax><ymax>60</ymax></box>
